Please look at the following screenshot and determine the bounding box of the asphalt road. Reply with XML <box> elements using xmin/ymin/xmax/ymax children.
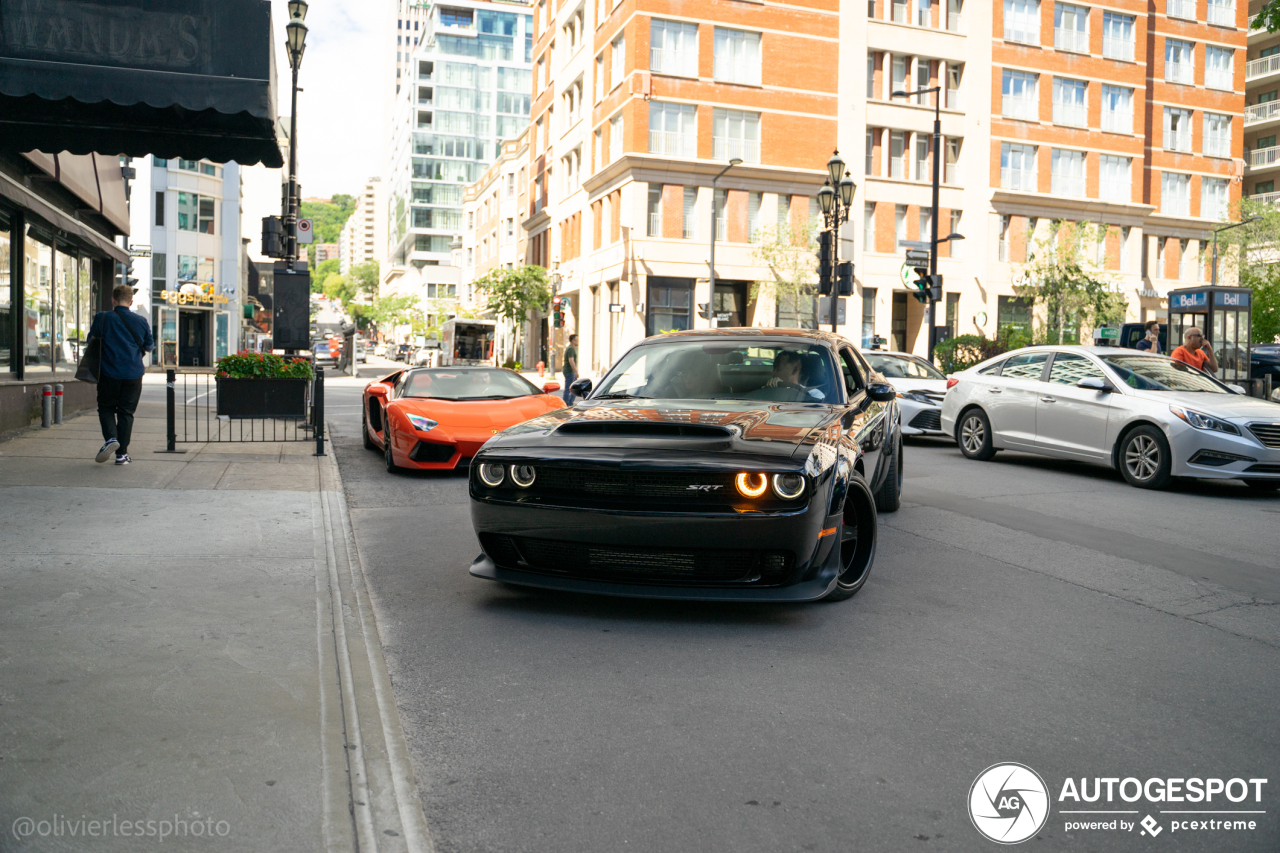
<box><xmin>324</xmin><ymin>367</ymin><xmax>1280</xmax><ymax>852</ymax></box>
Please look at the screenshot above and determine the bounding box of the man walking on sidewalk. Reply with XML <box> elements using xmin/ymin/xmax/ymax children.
<box><xmin>91</xmin><ymin>284</ymin><xmax>154</xmax><ymax>465</ymax></box>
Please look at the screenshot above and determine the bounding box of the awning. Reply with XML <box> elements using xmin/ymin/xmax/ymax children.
<box><xmin>0</xmin><ymin>0</ymin><xmax>282</xmax><ymax>168</ymax></box>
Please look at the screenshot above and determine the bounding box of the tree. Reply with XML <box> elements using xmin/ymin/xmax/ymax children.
<box><xmin>1254</xmin><ymin>2</ymin><xmax>1280</xmax><ymax>31</ymax></box>
<box><xmin>350</xmin><ymin>260</ymin><xmax>381</xmax><ymax>299</ymax></box>
<box><xmin>370</xmin><ymin>294</ymin><xmax>420</xmax><ymax>329</ymax></box>
<box><xmin>322</xmin><ymin>273</ymin><xmax>356</xmax><ymax>309</ymax></box>
<box><xmin>1213</xmin><ymin>197</ymin><xmax>1280</xmax><ymax>343</ymax></box>
<box><xmin>300</xmin><ymin>195</ymin><xmax>357</xmax><ymax>266</ymax></box>
<box><xmin>1012</xmin><ymin>221</ymin><xmax>1128</xmax><ymax>346</ymax></box>
<box><xmin>473</xmin><ymin>265</ymin><xmax>551</xmax><ymax>357</ymax></box>
<box><xmin>750</xmin><ymin>220</ymin><xmax>820</xmax><ymax>326</ymax></box>
<box><xmin>312</xmin><ymin>258</ymin><xmax>339</xmax><ymax>292</ymax></box>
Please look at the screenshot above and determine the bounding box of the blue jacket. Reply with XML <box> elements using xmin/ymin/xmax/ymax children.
<box><xmin>90</xmin><ymin>307</ymin><xmax>154</xmax><ymax>380</ymax></box>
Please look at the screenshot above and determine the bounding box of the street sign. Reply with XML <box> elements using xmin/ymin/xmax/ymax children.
<box><xmin>899</xmin><ymin>263</ymin><xmax>913</xmax><ymax>288</ymax></box>
<box><xmin>608</xmin><ymin>303</ymin><xmax>625</xmax><ymax>313</ymax></box>
<box><xmin>1096</xmin><ymin>327</ymin><xmax>1119</xmax><ymax>340</ymax></box>
<box><xmin>128</xmin><ymin>245</ymin><xmax>152</xmax><ymax>258</ymax></box>
<box><xmin>904</xmin><ymin>248</ymin><xmax>931</xmax><ymax>265</ymax></box>
<box><xmin>899</xmin><ymin>239</ymin><xmax>932</xmax><ymax>250</ymax></box>
<box><xmin>296</xmin><ymin>218</ymin><xmax>314</xmax><ymax>244</ymax></box>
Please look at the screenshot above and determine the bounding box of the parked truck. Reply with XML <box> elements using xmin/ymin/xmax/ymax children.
<box><xmin>440</xmin><ymin>319</ymin><xmax>497</xmax><ymax>366</ymax></box>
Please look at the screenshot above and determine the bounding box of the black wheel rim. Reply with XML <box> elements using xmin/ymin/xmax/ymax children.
<box><xmin>839</xmin><ymin>479</ymin><xmax>877</xmax><ymax>587</ymax></box>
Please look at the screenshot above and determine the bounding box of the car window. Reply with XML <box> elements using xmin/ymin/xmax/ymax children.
<box><xmin>1047</xmin><ymin>353</ymin><xmax>1106</xmax><ymax>385</ymax></box>
<box><xmin>1000</xmin><ymin>352</ymin><xmax>1050</xmax><ymax>381</ymax></box>
<box><xmin>978</xmin><ymin>359</ymin><xmax>1006</xmax><ymax>375</ymax></box>
<box><xmin>839</xmin><ymin>349</ymin><xmax>865</xmax><ymax>395</ymax></box>
<box><xmin>1101</xmin><ymin>355</ymin><xmax>1233</xmax><ymax>393</ymax></box>
<box><xmin>865</xmin><ymin>353</ymin><xmax>946</xmax><ymax>380</ymax></box>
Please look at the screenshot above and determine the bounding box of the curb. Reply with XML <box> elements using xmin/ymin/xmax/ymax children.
<box><xmin>315</xmin><ymin>435</ymin><xmax>434</xmax><ymax>853</ymax></box>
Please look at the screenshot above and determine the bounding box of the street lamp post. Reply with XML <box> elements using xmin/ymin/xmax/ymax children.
<box><xmin>1210</xmin><ymin>216</ymin><xmax>1260</xmax><ymax>288</ymax></box>
<box><xmin>284</xmin><ymin>2</ymin><xmax>309</xmax><ymax>272</ymax></box>
<box><xmin>708</xmin><ymin>158</ymin><xmax>743</xmax><ymax>323</ymax></box>
<box><xmin>816</xmin><ymin>151</ymin><xmax>855</xmax><ymax>333</ymax></box>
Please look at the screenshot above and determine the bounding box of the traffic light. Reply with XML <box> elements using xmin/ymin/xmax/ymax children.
<box><xmin>551</xmin><ymin>296</ymin><xmax>563</xmax><ymax>327</ymax></box>
<box><xmin>816</xmin><ymin>231</ymin><xmax>833</xmax><ymax>296</ymax></box>
<box><xmin>836</xmin><ymin>261</ymin><xmax>853</xmax><ymax>296</ymax></box>
<box><xmin>697</xmin><ymin>302</ymin><xmax>712</xmax><ymax>320</ymax></box>
<box><xmin>910</xmin><ymin>266</ymin><xmax>930</xmax><ymax>304</ymax></box>
<box><xmin>928</xmin><ymin>273</ymin><xmax>943</xmax><ymax>303</ymax></box>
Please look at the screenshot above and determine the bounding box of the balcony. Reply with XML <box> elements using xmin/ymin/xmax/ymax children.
<box><xmin>1206</xmin><ymin>1</ymin><xmax>1235</xmax><ymax>26</ymax></box>
<box><xmin>1051</xmin><ymin>175</ymin><xmax>1086</xmax><ymax>197</ymax></box>
<box><xmin>1002</xmin><ymin>95</ymin><xmax>1038</xmax><ymax>121</ymax></box>
<box><xmin>947</xmin><ymin>11</ymin><xmax>963</xmax><ymax>31</ymax></box>
<box><xmin>713</xmin><ymin>137</ymin><xmax>760</xmax><ymax>163</ymax></box>
<box><xmin>1249</xmin><ymin>190</ymin><xmax>1280</xmax><ymax>204</ymax></box>
<box><xmin>1103</xmin><ymin>36</ymin><xmax>1135</xmax><ymax>62</ymax></box>
<box><xmin>1205</xmin><ymin>69</ymin><xmax>1234</xmax><ymax>91</ymax></box>
<box><xmin>1167</xmin><ymin>0</ymin><xmax>1196</xmax><ymax>20</ymax></box>
<box><xmin>1248</xmin><ymin>145</ymin><xmax>1280</xmax><ymax>170</ymax></box>
<box><xmin>1054</xmin><ymin>27</ymin><xmax>1088</xmax><ymax>54</ymax></box>
<box><xmin>1166</xmin><ymin>63</ymin><xmax>1194</xmax><ymax>85</ymax></box>
<box><xmin>648</xmin><ymin>130</ymin><xmax>695</xmax><ymax>158</ymax></box>
<box><xmin>1164</xmin><ymin>130</ymin><xmax>1192</xmax><ymax>152</ymax></box>
<box><xmin>1245</xmin><ymin>100</ymin><xmax>1280</xmax><ymax>127</ymax></box>
<box><xmin>648</xmin><ymin>212</ymin><xmax>661</xmax><ymax>236</ymax></box>
<box><xmin>1247</xmin><ymin>54</ymin><xmax>1280</xmax><ymax>82</ymax></box>
<box><xmin>1101</xmin><ymin>112</ymin><xmax>1133</xmax><ymax>134</ymax></box>
<box><xmin>1053</xmin><ymin>102</ymin><xmax>1087</xmax><ymax>127</ymax></box>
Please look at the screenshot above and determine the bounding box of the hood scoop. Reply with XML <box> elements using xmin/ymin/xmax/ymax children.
<box><xmin>556</xmin><ymin>421</ymin><xmax>733</xmax><ymax>438</ymax></box>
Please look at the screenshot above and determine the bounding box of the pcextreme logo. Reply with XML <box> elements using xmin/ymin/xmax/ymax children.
<box><xmin>969</xmin><ymin>763</ymin><xmax>1051</xmax><ymax>844</ymax></box>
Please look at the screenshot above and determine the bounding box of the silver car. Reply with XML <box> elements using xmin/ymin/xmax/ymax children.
<box><xmin>940</xmin><ymin>346</ymin><xmax>1280</xmax><ymax>491</ymax></box>
<box><xmin>864</xmin><ymin>351</ymin><xmax>948</xmax><ymax>436</ymax></box>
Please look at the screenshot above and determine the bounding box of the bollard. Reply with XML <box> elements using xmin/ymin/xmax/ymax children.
<box><xmin>41</xmin><ymin>385</ymin><xmax>52</xmax><ymax>428</ymax></box>
<box><xmin>54</xmin><ymin>384</ymin><xmax>63</xmax><ymax>424</ymax></box>
<box><xmin>313</xmin><ymin>368</ymin><xmax>326</xmax><ymax>456</ymax></box>
<box><xmin>153</xmin><ymin>368</ymin><xmax>186</xmax><ymax>453</ymax></box>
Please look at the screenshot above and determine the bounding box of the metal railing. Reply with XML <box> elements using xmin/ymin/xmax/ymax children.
<box><xmin>1249</xmin><ymin>190</ymin><xmax>1280</xmax><ymax>204</ymax></box>
<box><xmin>648</xmin><ymin>130</ymin><xmax>694</xmax><ymax>157</ymax></box>
<box><xmin>1205</xmin><ymin>70</ymin><xmax>1233</xmax><ymax>90</ymax></box>
<box><xmin>947</xmin><ymin>11</ymin><xmax>963</xmax><ymax>31</ymax></box>
<box><xmin>1053</xmin><ymin>102</ymin><xmax>1087</xmax><ymax>127</ymax></box>
<box><xmin>1249</xmin><ymin>146</ymin><xmax>1280</xmax><ymax>168</ymax></box>
<box><xmin>712</xmin><ymin>137</ymin><xmax>759</xmax><ymax>163</ymax></box>
<box><xmin>648</xmin><ymin>212</ymin><xmax>661</xmax><ymax>237</ymax></box>
<box><xmin>1206</xmin><ymin>0</ymin><xmax>1235</xmax><ymax>26</ymax></box>
<box><xmin>1165</xmin><ymin>63</ymin><xmax>1194</xmax><ymax>85</ymax></box>
<box><xmin>1167</xmin><ymin>0</ymin><xmax>1196</xmax><ymax>20</ymax></box>
<box><xmin>1164</xmin><ymin>130</ymin><xmax>1192</xmax><ymax>152</ymax></box>
<box><xmin>1054</xmin><ymin>27</ymin><xmax>1088</xmax><ymax>53</ymax></box>
<box><xmin>160</xmin><ymin>368</ymin><xmax>324</xmax><ymax>455</ymax></box>
<box><xmin>1247</xmin><ymin>54</ymin><xmax>1280</xmax><ymax>81</ymax></box>
<box><xmin>1103</xmin><ymin>36</ymin><xmax>1134</xmax><ymax>62</ymax></box>
<box><xmin>1002</xmin><ymin>95</ymin><xmax>1038</xmax><ymax>120</ymax></box>
<box><xmin>1246</xmin><ymin>100</ymin><xmax>1280</xmax><ymax>125</ymax></box>
<box><xmin>1101</xmin><ymin>112</ymin><xmax>1132</xmax><ymax>133</ymax></box>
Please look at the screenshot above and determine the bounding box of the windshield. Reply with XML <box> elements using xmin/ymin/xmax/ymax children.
<box><xmin>402</xmin><ymin>368</ymin><xmax>541</xmax><ymax>401</ymax></box>
<box><xmin>593</xmin><ymin>340</ymin><xmax>840</xmax><ymax>403</ymax></box>
<box><xmin>1101</xmin><ymin>355</ymin><xmax>1231</xmax><ymax>394</ymax></box>
<box><xmin>865</xmin><ymin>353</ymin><xmax>945</xmax><ymax>380</ymax></box>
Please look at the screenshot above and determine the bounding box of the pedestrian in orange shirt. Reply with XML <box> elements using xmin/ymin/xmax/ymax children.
<box><xmin>1169</xmin><ymin>327</ymin><xmax>1218</xmax><ymax>374</ymax></box>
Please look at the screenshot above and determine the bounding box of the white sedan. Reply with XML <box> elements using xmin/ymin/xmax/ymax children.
<box><xmin>863</xmin><ymin>351</ymin><xmax>949</xmax><ymax>436</ymax></box>
<box><xmin>940</xmin><ymin>345</ymin><xmax>1280</xmax><ymax>491</ymax></box>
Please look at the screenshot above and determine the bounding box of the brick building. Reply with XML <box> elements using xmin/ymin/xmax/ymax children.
<box><xmin>1245</xmin><ymin>1</ymin><xmax>1280</xmax><ymax>203</ymax></box>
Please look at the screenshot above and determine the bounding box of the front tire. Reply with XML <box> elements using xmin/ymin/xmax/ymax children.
<box><xmin>362</xmin><ymin>404</ymin><xmax>376</xmax><ymax>450</ymax></box>
<box><xmin>824</xmin><ymin>474</ymin><xmax>877</xmax><ymax>602</ymax></box>
<box><xmin>1119</xmin><ymin>425</ymin><xmax>1172</xmax><ymax>489</ymax></box>
<box><xmin>957</xmin><ymin>408</ymin><xmax>997</xmax><ymax>460</ymax></box>
<box><xmin>874</xmin><ymin>434</ymin><xmax>902</xmax><ymax>513</ymax></box>
<box><xmin>384</xmin><ymin>423</ymin><xmax>401</xmax><ymax>473</ymax></box>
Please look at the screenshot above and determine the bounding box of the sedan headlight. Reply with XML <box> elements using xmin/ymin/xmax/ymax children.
<box><xmin>896</xmin><ymin>390</ymin><xmax>934</xmax><ymax>404</ymax></box>
<box><xmin>771</xmin><ymin>473</ymin><xmax>807</xmax><ymax>500</ymax></box>
<box><xmin>477</xmin><ymin>462</ymin><xmax>506</xmax><ymax>487</ymax></box>
<box><xmin>1170</xmin><ymin>406</ymin><xmax>1240</xmax><ymax>435</ymax></box>
<box><xmin>407</xmin><ymin>414</ymin><xmax>438</xmax><ymax>433</ymax></box>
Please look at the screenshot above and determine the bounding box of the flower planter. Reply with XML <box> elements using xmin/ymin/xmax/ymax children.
<box><xmin>216</xmin><ymin>377</ymin><xmax>309</xmax><ymax>419</ymax></box>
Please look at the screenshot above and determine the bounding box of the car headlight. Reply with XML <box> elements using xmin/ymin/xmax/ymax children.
<box><xmin>735</xmin><ymin>472</ymin><xmax>769</xmax><ymax>498</ymax></box>
<box><xmin>896</xmin><ymin>390</ymin><xmax>933</xmax><ymax>404</ymax></box>
<box><xmin>477</xmin><ymin>462</ymin><xmax>506</xmax><ymax>487</ymax></box>
<box><xmin>510</xmin><ymin>464</ymin><xmax>536</xmax><ymax>488</ymax></box>
<box><xmin>771</xmin><ymin>473</ymin><xmax>807</xmax><ymax>500</ymax></box>
<box><xmin>407</xmin><ymin>414</ymin><xmax>438</xmax><ymax>433</ymax></box>
<box><xmin>1170</xmin><ymin>406</ymin><xmax>1240</xmax><ymax>435</ymax></box>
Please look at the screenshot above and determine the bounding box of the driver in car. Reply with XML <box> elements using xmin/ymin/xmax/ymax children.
<box><xmin>763</xmin><ymin>351</ymin><xmax>826</xmax><ymax>401</ymax></box>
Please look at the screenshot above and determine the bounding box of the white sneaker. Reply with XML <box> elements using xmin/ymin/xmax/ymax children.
<box><xmin>96</xmin><ymin>440</ymin><xmax>120</xmax><ymax>463</ymax></box>
<box><xmin>114</xmin><ymin>454</ymin><xmax>132</xmax><ymax>465</ymax></box>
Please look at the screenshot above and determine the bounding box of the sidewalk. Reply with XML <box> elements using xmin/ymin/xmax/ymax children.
<box><xmin>0</xmin><ymin>381</ymin><xmax>431</xmax><ymax>852</ymax></box>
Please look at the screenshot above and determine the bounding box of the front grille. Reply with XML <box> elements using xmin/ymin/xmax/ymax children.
<box><xmin>536</xmin><ymin>467</ymin><xmax>738</xmax><ymax>500</ymax></box>
<box><xmin>1248</xmin><ymin>423</ymin><xmax>1280</xmax><ymax>448</ymax></box>
<box><xmin>479</xmin><ymin>533</ymin><xmax>794</xmax><ymax>585</ymax></box>
<box><xmin>1244</xmin><ymin>463</ymin><xmax>1280</xmax><ymax>474</ymax></box>
<box><xmin>909</xmin><ymin>409</ymin><xmax>942</xmax><ymax>431</ymax></box>
<box><xmin>410</xmin><ymin>440</ymin><xmax>455</xmax><ymax>463</ymax></box>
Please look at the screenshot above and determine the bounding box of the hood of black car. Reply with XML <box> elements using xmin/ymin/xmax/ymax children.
<box><xmin>481</xmin><ymin>398</ymin><xmax>839</xmax><ymax>462</ymax></box>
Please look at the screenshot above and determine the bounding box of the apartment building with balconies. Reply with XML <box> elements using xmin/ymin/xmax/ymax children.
<box><xmin>525</xmin><ymin>0</ymin><xmax>838</xmax><ymax>374</ymax></box>
<box><xmin>1245</xmin><ymin>1</ymin><xmax>1280</xmax><ymax>204</ymax></box>
<box><xmin>338</xmin><ymin>178</ymin><xmax>387</xmax><ymax>277</ymax></box>
<box><xmin>839</xmin><ymin>0</ymin><xmax>1247</xmax><ymax>358</ymax></box>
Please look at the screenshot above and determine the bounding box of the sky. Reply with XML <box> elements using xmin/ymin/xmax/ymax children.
<box><xmin>269</xmin><ymin>0</ymin><xmax>387</xmax><ymax>200</ymax></box>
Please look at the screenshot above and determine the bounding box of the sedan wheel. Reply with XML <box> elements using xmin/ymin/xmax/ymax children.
<box><xmin>957</xmin><ymin>409</ymin><xmax>997</xmax><ymax>461</ymax></box>
<box><xmin>824</xmin><ymin>474</ymin><xmax>877</xmax><ymax>602</ymax></box>
<box><xmin>1119</xmin><ymin>426</ymin><xmax>1171</xmax><ymax>490</ymax></box>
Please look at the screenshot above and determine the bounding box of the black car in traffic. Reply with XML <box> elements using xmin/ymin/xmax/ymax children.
<box><xmin>468</xmin><ymin>329</ymin><xmax>902</xmax><ymax>602</ymax></box>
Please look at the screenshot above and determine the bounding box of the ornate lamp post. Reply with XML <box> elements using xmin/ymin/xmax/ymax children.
<box><xmin>816</xmin><ymin>151</ymin><xmax>855</xmax><ymax>333</ymax></box>
<box><xmin>284</xmin><ymin>1</ymin><xmax>309</xmax><ymax>272</ymax></box>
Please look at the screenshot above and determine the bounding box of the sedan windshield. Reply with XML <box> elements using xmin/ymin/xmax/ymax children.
<box><xmin>865</xmin><ymin>353</ymin><xmax>945</xmax><ymax>380</ymax></box>
<box><xmin>402</xmin><ymin>369</ymin><xmax>541</xmax><ymax>401</ymax></box>
<box><xmin>1101</xmin><ymin>355</ymin><xmax>1230</xmax><ymax>393</ymax></box>
<box><xmin>593</xmin><ymin>340</ymin><xmax>840</xmax><ymax>403</ymax></box>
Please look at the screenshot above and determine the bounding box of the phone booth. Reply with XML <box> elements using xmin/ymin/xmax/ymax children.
<box><xmin>1166</xmin><ymin>286</ymin><xmax>1252</xmax><ymax>386</ymax></box>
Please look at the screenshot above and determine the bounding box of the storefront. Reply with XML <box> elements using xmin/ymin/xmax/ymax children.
<box><xmin>152</xmin><ymin>285</ymin><xmax>232</xmax><ymax>367</ymax></box>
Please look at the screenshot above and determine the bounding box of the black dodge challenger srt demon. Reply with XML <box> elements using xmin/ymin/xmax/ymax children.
<box><xmin>468</xmin><ymin>328</ymin><xmax>903</xmax><ymax>602</ymax></box>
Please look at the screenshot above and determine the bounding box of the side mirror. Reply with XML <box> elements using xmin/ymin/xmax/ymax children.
<box><xmin>570</xmin><ymin>377</ymin><xmax>593</xmax><ymax>398</ymax></box>
<box><xmin>367</xmin><ymin>384</ymin><xmax>389</xmax><ymax>398</ymax></box>
<box><xmin>1077</xmin><ymin>376</ymin><xmax>1114</xmax><ymax>393</ymax></box>
<box><xmin>867</xmin><ymin>382</ymin><xmax>896</xmax><ymax>403</ymax></box>
<box><xmin>542</xmin><ymin>381</ymin><xmax>561</xmax><ymax>394</ymax></box>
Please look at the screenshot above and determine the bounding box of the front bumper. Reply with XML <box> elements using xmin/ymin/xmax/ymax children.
<box><xmin>1168</xmin><ymin>420</ymin><xmax>1280</xmax><ymax>480</ymax></box>
<box><xmin>898</xmin><ymin>397</ymin><xmax>943</xmax><ymax>435</ymax></box>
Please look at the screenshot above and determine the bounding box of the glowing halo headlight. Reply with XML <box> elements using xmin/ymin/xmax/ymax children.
<box><xmin>407</xmin><ymin>414</ymin><xmax>438</xmax><ymax>432</ymax></box>
<box><xmin>735</xmin><ymin>472</ymin><xmax>769</xmax><ymax>498</ymax></box>
<box><xmin>771</xmin><ymin>472</ymin><xmax>807</xmax><ymax>500</ymax></box>
<box><xmin>478</xmin><ymin>462</ymin><xmax>506</xmax><ymax>487</ymax></box>
<box><xmin>510</xmin><ymin>464</ymin><xmax>537</xmax><ymax>488</ymax></box>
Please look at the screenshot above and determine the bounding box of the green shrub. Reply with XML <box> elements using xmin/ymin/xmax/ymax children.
<box><xmin>933</xmin><ymin>335</ymin><xmax>1008</xmax><ymax>374</ymax></box>
<box><xmin>215</xmin><ymin>352</ymin><xmax>314</xmax><ymax>380</ymax></box>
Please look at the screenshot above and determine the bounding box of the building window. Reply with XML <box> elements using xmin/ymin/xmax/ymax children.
<box><xmin>713</xmin><ymin>28</ymin><xmax>761</xmax><ymax>86</ymax></box>
<box><xmin>1000</xmin><ymin>143</ymin><xmax>1037</xmax><ymax>191</ymax></box>
<box><xmin>866</xmin><ymin>129</ymin><xmax>875</xmax><ymax>175</ymax></box>
<box><xmin>1054</xmin><ymin>4</ymin><xmax>1088</xmax><ymax>53</ymax></box>
<box><xmin>894</xmin><ymin>204</ymin><xmax>907</xmax><ymax>248</ymax></box>
<box><xmin>1002</xmin><ymin>70</ymin><xmax>1038</xmax><ymax>120</ymax></box>
<box><xmin>916</xmin><ymin>58</ymin><xmax>931</xmax><ymax>105</ymax></box>
<box><xmin>861</xmin><ymin>288</ymin><xmax>877</xmax><ymax>348</ymax></box>
<box><xmin>647</xmin><ymin>280</ymin><xmax>692</xmax><ymax>335</ymax></box>
<box><xmin>946</xmin><ymin>63</ymin><xmax>962</xmax><ymax>109</ymax></box>
<box><xmin>1102</xmin><ymin>12</ymin><xmax>1134</xmax><ymax>61</ymax></box>
<box><xmin>1099</xmin><ymin>155</ymin><xmax>1132</xmax><ymax>203</ymax></box>
<box><xmin>1205</xmin><ymin>46</ymin><xmax>1233</xmax><ymax>91</ymax></box>
<box><xmin>998</xmin><ymin>215</ymin><xmax>1011</xmax><ymax>262</ymax></box>
<box><xmin>1003</xmin><ymin>0</ymin><xmax>1040</xmax><ymax>45</ymax></box>
<box><xmin>715</xmin><ymin>189</ymin><xmax>728</xmax><ymax>240</ymax></box>
<box><xmin>748</xmin><ymin>192</ymin><xmax>763</xmax><ymax>242</ymax></box>
<box><xmin>1167</xmin><ymin>0</ymin><xmax>1195</xmax><ymax>20</ymax></box>
<box><xmin>778</xmin><ymin>194</ymin><xmax>791</xmax><ymax>231</ymax></box>
<box><xmin>177</xmin><ymin>192</ymin><xmax>198</xmax><ymax>232</ymax></box>
<box><xmin>712</xmin><ymin>108</ymin><xmax>761</xmax><ymax>163</ymax></box>
<box><xmin>610</xmin><ymin>33</ymin><xmax>624</xmax><ymax>89</ymax></box>
<box><xmin>1100</xmin><ymin>85</ymin><xmax>1133</xmax><ymax>134</ymax></box>
<box><xmin>650</xmin><ymin>20</ymin><xmax>698</xmax><ymax>77</ymax></box>
<box><xmin>867</xmin><ymin>54</ymin><xmax>876</xmax><ymax>98</ymax></box>
<box><xmin>1120</xmin><ymin>226</ymin><xmax>1131</xmax><ymax>271</ymax></box>
<box><xmin>198</xmin><ymin>197</ymin><xmax>215</xmax><ymax>235</ymax></box>
<box><xmin>892</xmin><ymin>0</ymin><xmax>908</xmax><ymax>24</ymax></box>
<box><xmin>915</xmin><ymin>135</ymin><xmax>930</xmax><ymax>181</ymax></box>
<box><xmin>948</xmin><ymin>0</ymin><xmax>963</xmax><ymax>31</ymax></box>
<box><xmin>1207</xmin><ymin>0</ymin><xmax>1235</xmax><ymax>26</ymax></box>
<box><xmin>1203</xmin><ymin>112</ymin><xmax>1231</xmax><ymax>158</ymax></box>
<box><xmin>949</xmin><ymin>210</ymin><xmax>963</xmax><ymax>259</ymax></box>
<box><xmin>1179</xmin><ymin>238</ymin><xmax>1192</xmax><ymax>280</ymax></box>
<box><xmin>997</xmin><ymin>296</ymin><xmax>1033</xmax><ymax>341</ymax></box>
<box><xmin>1050</xmin><ymin>149</ymin><xmax>1086</xmax><ymax>197</ymax></box>
<box><xmin>647</xmin><ymin>185</ymin><xmax>662</xmax><ymax>236</ymax></box>
<box><xmin>776</xmin><ymin>292</ymin><xmax>817</xmax><ymax>329</ymax></box>
<box><xmin>610</xmin><ymin>113</ymin><xmax>623</xmax><ymax>161</ymax></box>
<box><xmin>1202</xmin><ymin>177</ymin><xmax>1229</xmax><ymax>220</ymax></box>
<box><xmin>505</xmin><ymin>217</ymin><xmax>515</xmax><ymax>240</ymax></box>
<box><xmin>891</xmin><ymin>55</ymin><xmax>907</xmax><ymax>96</ymax></box>
<box><xmin>944</xmin><ymin>137</ymin><xmax>960</xmax><ymax>185</ymax></box>
<box><xmin>889</xmin><ymin>131</ymin><xmax>905</xmax><ymax>178</ymax></box>
<box><xmin>916</xmin><ymin>0</ymin><xmax>929</xmax><ymax>27</ymax></box>
<box><xmin>1165</xmin><ymin>39</ymin><xmax>1194</xmax><ymax>84</ymax></box>
<box><xmin>1162</xmin><ymin>172</ymin><xmax>1191</xmax><ymax>216</ymax></box>
<box><xmin>1163</xmin><ymin>107</ymin><xmax>1192</xmax><ymax>152</ymax></box>
<box><xmin>864</xmin><ymin>202</ymin><xmax>876</xmax><ymax>250</ymax></box>
<box><xmin>154</xmin><ymin>191</ymin><xmax>165</xmax><ymax>227</ymax></box>
<box><xmin>683</xmin><ymin>187</ymin><xmax>697</xmax><ymax>239</ymax></box>
<box><xmin>506</xmin><ymin>173</ymin><xmax>515</xmax><ymax>197</ymax></box>
<box><xmin>918</xmin><ymin>207</ymin><xmax>932</xmax><ymax>243</ymax></box>
<box><xmin>1052</xmin><ymin>77</ymin><xmax>1086</xmax><ymax>127</ymax></box>
<box><xmin>648</xmin><ymin>101</ymin><xmax>696</xmax><ymax>157</ymax></box>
